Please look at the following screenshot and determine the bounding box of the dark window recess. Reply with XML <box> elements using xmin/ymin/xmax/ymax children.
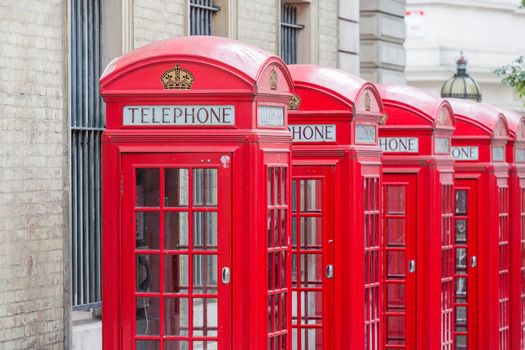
<box><xmin>190</xmin><ymin>0</ymin><xmax>220</xmax><ymax>35</ymax></box>
<box><xmin>70</xmin><ymin>0</ymin><xmax>104</xmax><ymax>310</ymax></box>
<box><xmin>281</xmin><ymin>4</ymin><xmax>304</xmax><ymax>64</ymax></box>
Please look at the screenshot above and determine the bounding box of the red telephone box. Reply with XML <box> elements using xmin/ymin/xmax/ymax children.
<box><xmin>100</xmin><ymin>36</ymin><xmax>295</xmax><ymax>350</ymax></box>
<box><xmin>378</xmin><ymin>85</ymin><xmax>456</xmax><ymax>350</ymax></box>
<box><xmin>449</xmin><ymin>99</ymin><xmax>510</xmax><ymax>350</ymax></box>
<box><xmin>500</xmin><ymin>108</ymin><xmax>525</xmax><ymax>350</ymax></box>
<box><xmin>287</xmin><ymin>65</ymin><xmax>383</xmax><ymax>350</ymax></box>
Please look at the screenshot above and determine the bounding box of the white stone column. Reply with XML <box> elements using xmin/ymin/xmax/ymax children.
<box><xmin>359</xmin><ymin>0</ymin><xmax>407</xmax><ymax>83</ymax></box>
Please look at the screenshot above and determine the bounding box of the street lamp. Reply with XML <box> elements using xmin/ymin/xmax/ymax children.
<box><xmin>441</xmin><ymin>52</ymin><xmax>482</xmax><ymax>102</ymax></box>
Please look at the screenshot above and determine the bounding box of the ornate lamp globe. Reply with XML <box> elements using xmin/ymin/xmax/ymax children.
<box><xmin>441</xmin><ymin>52</ymin><xmax>482</xmax><ymax>102</ymax></box>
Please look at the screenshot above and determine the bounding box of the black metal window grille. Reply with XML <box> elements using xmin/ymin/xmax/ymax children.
<box><xmin>281</xmin><ymin>4</ymin><xmax>304</xmax><ymax>64</ymax></box>
<box><xmin>190</xmin><ymin>0</ymin><xmax>220</xmax><ymax>35</ymax></box>
<box><xmin>70</xmin><ymin>0</ymin><xmax>104</xmax><ymax>310</ymax></box>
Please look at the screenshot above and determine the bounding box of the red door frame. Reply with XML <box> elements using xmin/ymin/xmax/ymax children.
<box><xmin>291</xmin><ymin>165</ymin><xmax>335</xmax><ymax>349</ymax></box>
<box><xmin>453</xmin><ymin>177</ymin><xmax>479</xmax><ymax>350</ymax></box>
<box><xmin>382</xmin><ymin>172</ymin><xmax>417</xmax><ymax>350</ymax></box>
<box><xmin>121</xmin><ymin>152</ymin><xmax>233</xmax><ymax>349</ymax></box>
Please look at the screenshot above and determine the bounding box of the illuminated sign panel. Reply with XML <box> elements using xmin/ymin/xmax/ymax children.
<box><xmin>123</xmin><ymin>105</ymin><xmax>235</xmax><ymax>126</ymax></box>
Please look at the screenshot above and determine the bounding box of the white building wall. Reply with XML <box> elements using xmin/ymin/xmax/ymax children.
<box><xmin>0</xmin><ymin>1</ymin><xmax>67</xmax><ymax>349</ymax></box>
<box><xmin>405</xmin><ymin>0</ymin><xmax>525</xmax><ymax>112</ymax></box>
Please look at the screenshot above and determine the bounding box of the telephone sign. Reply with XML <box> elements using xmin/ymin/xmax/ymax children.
<box><xmin>379</xmin><ymin>137</ymin><xmax>419</xmax><ymax>153</ymax></box>
<box><xmin>123</xmin><ymin>105</ymin><xmax>235</xmax><ymax>126</ymax></box>
<box><xmin>288</xmin><ymin>124</ymin><xmax>336</xmax><ymax>142</ymax></box>
<box><xmin>451</xmin><ymin>146</ymin><xmax>479</xmax><ymax>161</ymax></box>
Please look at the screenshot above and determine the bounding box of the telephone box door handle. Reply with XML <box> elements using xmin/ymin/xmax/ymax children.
<box><xmin>408</xmin><ymin>260</ymin><xmax>416</xmax><ymax>273</ymax></box>
<box><xmin>326</xmin><ymin>265</ymin><xmax>334</xmax><ymax>279</ymax></box>
<box><xmin>471</xmin><ymin>256</ymin><xmax>477</xmax><ymax>268</ymax></box>
<box><xmin>222</xmin><ymin>267</ymin><xmax>231</xmax><ymax>284</ymax></box>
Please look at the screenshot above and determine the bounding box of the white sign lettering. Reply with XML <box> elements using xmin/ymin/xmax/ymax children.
<box><xmin>516</xmin><ymin>148</ymin><xmax>525</xmax><ymax>162</ymax></box>
<box><xmin>451</xmin><ymin>146</ymin><xmax>479</xmax><ymax>161</ymax></box>
<box><xmin>258</xmin><ymin>105</ymin><xmax>284</xmax><ymax>127</ymax></box>
<box><xmin>355</xmin><ymin>125</ymin><xmax>376</xmax><ymax>144</ymax></box>
<box><xmin>379</xmin><ymin>137</ymin><xmax>419</xmax><ymax>153</ymax></box>
<box><xmin>434</xmin><ymin>137</ymin><xmax>450</xmax><ymax>154</ymax></box>
<box><xmin>123</xmin><ymin>105</ymin><xmax>235</xmax><ymax>126</ymax></box>
<box><xmin>492</xmin><ymin>146</ymin><xmax>505</xmax><ymax>161</ymax></box>
<box><xmin>289</xmin><ymin>124</ymin><xmax>336</xmax><ymax>142</ymax></box>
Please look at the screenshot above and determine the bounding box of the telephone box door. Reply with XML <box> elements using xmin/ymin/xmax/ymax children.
<box><xmin>291</xmin><ymin>166</ymin><xmax>335</xmax><ymax>350</ymax></box>
<box><xmin>122</xmin><ymin>152</ymin><xmax>232</xmax><ymax>350</ymax></box>
<box><xmin>453</xmin><ymin>180</ymin><xmax>478</xmax><ymax>350</ymax></box>
<box><xmin>382</xmin><ymin>173</ymin><xmax>417</xmax><ymax>349</ymax></box>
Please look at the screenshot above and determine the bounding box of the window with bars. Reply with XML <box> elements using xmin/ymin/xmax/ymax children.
<box><xmin>280</xmin><ymin>4</ymin><xmax>304</xmax><ymax>64</ymax></box>
<box><xmin>364</xmin><ymin>178</ymin><xmax>381</xmax><ymax>350</ymax></box>
<box><xmin>70</xmin><ymin>0</ymin><xmax>104</xmax><ymax>309</ymax></box>
<box><xmin>189</xmin><ymin>0</ymin><xmax>220</xmax><ymax>35</ymax></box>
<box><xmin>498</xmin><ymin>186</ymin><xmax>510</xmax><ymax>350</ymax></box>
<box><xmin>441</xmin><ymin>185</ymin><xmax>454</xmax><ymax>350</ymax></box>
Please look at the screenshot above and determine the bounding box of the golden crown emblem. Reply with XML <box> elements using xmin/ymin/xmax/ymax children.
<box><xmin>160</xmin><ymin>64</ymin><xmax>194</xmax><ymax>90</ymax></box>
<box><xmin>364</xmin><ymin>92</ymin><xmax>372</xmax><ymax>111</ymax></box>
<box><xmin>288</xmin><ymin>94</ymin><xmax>301</xmax><ymax>110</ymax></box>
<box><xmin>379</xmin><ymin>113</ymin><xmax>389</xmax><ymax>125</ymax></box>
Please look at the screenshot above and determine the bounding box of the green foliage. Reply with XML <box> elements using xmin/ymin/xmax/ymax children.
<box><xmin>522</xmin><ymin>0</ymin><xmax>525</xmax><ymax>8</ymax></box>
<box><xmin>495</xmin><ymin>56</ymin><xmax>525</xmax><ymax>100</ymax></box>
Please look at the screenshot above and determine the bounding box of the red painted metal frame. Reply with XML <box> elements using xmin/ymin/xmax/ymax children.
<box><xmin>449</xmin><ymin>98</ymin><xmax>510</xmax><ymax>350</ymax></box>
<box><xmin>378</xmin><ymin>85</ymin><xmax>456</xmax><ymax>350</ymax></box>
<box><xmin>287</xmin><ymin>65</ymin><xmax>383</xmax><ymax>350</ymax></box>
<box><xmin>500</xmin><ymin>108</ymin><xmax>525</xmax><ymax>350</ymax></box>
<box><xmin>100</xmin><ymin>36</ymin><xmax>294</xmax><ymax>350</ymax></box>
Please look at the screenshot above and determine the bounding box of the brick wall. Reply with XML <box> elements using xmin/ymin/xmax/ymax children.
<box><xmin>134</xmin><ymin>0</ymin><xmax>186</xmax><ymax>48</ymax></box>
<box><xmin>0</xmin><ymin>1</ymin><xmax>67</xmax><ymax>349</ymax></box>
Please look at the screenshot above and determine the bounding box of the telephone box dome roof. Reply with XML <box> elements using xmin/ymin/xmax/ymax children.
<box><xmin>498</xmin><ymin>108</ymin><xmax>525</xmax><ymax>139</ymax></box>
<box><xmin>287</xmin><ymin>64</ymin><xmax>383</xmax><ymax>114</ymax></box>
<box><xmin>100</xmin><ymin>36</ymin><xmax>293</xmax><ymax>92</ymax></box>
<box><xmin>379</xmin><ymin>84</ymin><xmax>455</xmax><ymax>128</ymax></box>
<box><xmin>449</xmin><ymin>98</ymin><xmax>509</xmax><ymax>138</ymax></box>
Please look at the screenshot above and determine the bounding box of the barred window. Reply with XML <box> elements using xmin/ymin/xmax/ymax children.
<box><xmin>189</xmin><ymin>0</ymin><xmax>220</xmax><ymax>35</ymax></box>
<box><xmin>70</xmin><ymin>0</ymin><xmax>104</xmax><ymax>309</ymax></box>
<box><xmin>280</xmin><ymin>4</ymin><xmax>304</xmax><ymax>64</ymax></box>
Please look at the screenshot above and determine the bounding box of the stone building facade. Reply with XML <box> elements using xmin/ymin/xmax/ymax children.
<box><xmin>0</xmin><ymin>1</ymin><xmax>406</xmax><ymax>349</ymax></box>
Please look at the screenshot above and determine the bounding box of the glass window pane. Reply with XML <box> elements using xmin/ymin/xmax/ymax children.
<box><xmin>136</xmin><ymin>297</ymin><xmax>160</xmax><ymax>335</ymax></box>
<box><xmin>164</xmin><ymin>212</ymin><xmax>188</xmax><ymax>250</ymax></box>
<box><xmin>455</xmin><ymin>219</ymin><xmax>467</xmax><ymax>243</ymax></box>
<box><xmin>193</xmin><ymin>341</ymin><xmax>218</xmax><ymax>350</ymax></box>
<box><xmin>136</xmin><ymin>341</ymin><xmax>160</xmax><ymax>350</ymax></box>
<box><xmin>456</xmin><ymin>305</ymin><xmax>467</xmax><ymax>325</ymax></box>
<box><xmin>300</xmin><ymin>217</ymin><xmax>322</xmax><ymax>249</ymax></box>
<box><xmin>281</xmin><ymin>168</ymin><xmax>287</xmax><ymax>205</ymax></box>
<box><xmin>193</xmin><ymin>169</ymin><xmax>217</xmax><ymax>207</ymax></box>
<box><xmin>193</xmin><ymin>255</ymin><xmax>218</xmax><ymax>294</ymax></box>
<box><xmin>386</xmin><ymin>250</ymin><xmax>405</xmax><ymax>279</ymax></box>
<box><xmin>268</xmin><ymin>168</ymin><xmax>273</xmax><ymax>206</ymax></box>
<box><xmin>301</xmin><ymin>328</ymin><xmax>322</xmax><ymax>349</ymax></box>
<box><xmin>136</xmin><ymin>254</ymin><xmax>160</xmax><ymax>292</ymax></box>
<box><xmin>386</xmin><ymin>283</ymin><xmax>405</xmax><ymax>312</ymax></box>
<box><xmin>386</xmin><ymin>186</ymin><xmax>405</xmax><ymax>214</ymax></box>
<box><xmin>300</xmin><ymin>180</ymin><xmax>321</xmax><ymax>212</ymax></box>
<box><xmin>164</xmin><ymin>298</ymin><xmax>189</xmax><ymax>336</ymax></box>
<box><xmin>164</xmin><ymin>255</ymin><xmax>189</xmax><ymax>293</ymax></box>
<box><xmin>300</xmin><ymin>291</ymin><xmax>322</xmax><ymax>325</ymax></box>
<box><xmin>386</xmin><ymin>218</ymin><xmax>406</xmax><ymax>247</ymax></box>
<box><xmin>136</xmin><ymin>169</ymin><xmax>160</xmax><ymax>207</ymax></box>
<box><xmin>165</xmin><ymin>168</ymin><xmax>189</xmax><ymax>207</ymax></box>
<box><xmin>386</xmin><ymin>315</ymin><xmax>405</xmax><ymax>345</ymax></box>
<box><xmin>281</xmin><ymin>209</ymin><xmax>287</xmax><ymax>247</ymax></box>
<box><xmin>136</xmin><ymin>212</ymin><xmax>160</xmax><ymax>250</ymax></box>
<box><xmin>455</xmin><ymin>335</ymin><xmax>467</xmax><ymax>350</ymax></box>
<box><xmin>193</xmin><ymin>298</ymin><xmax>218</xmax><ymax>336</ymax></box>
<box><xmin>300</xmin><ymin>253</ymin><xmax>322</xmax><ymax>287</ymax></box>
<box><xmin>292</xmin><ymin>216</ymin><xmax>297</xmax><ymax>248</ymax></box>
<box><xmin>193</xmin><ymin>212</ymin><xmax>218</xmax><ymax>250</ymax></box>
<box><xmin>164</xmin><ymin>341</ymin><xmax>188</xmax><ymax>350</ymax></box>
<box><xmin>455</xmin><ymin>277</ymin><xmax>467</xmax><ymax>297</ymax></box>
<box><xmin>455</xmin><ymin>190</ymin><xmax>467</xmax><ymax>215</ymax></box>
<box><xmin>456</xmin><ymin>248</ymin><xmax>467</xmax><ymax>271</ymax></box>
<box><xmin>292</xmin><ymin>180</ymin><xmax>297</xmax><ymax>212</ymax></box>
